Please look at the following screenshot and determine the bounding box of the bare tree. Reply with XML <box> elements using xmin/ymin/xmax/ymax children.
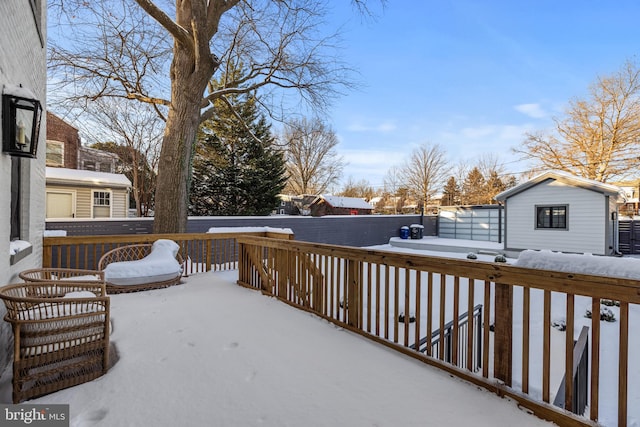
<box><xmin>402</xmin><ymin>143</ymin><xmax>450</xmax><ymax>212</ymax></box>
<box><xmin>382</xmin><ymin>165</ymin><xmax>404</xmax><ymax>214</ymax></box>
<box><xmin>80</xmin><ymin>99</ymin><xmax>163</xmax><ymax>217</ymax></box>
<box><xmin>282</xmin><ymin>117</ymin><xmax>345</xmax><ymax>195</ymax></box>
<box><xmin>338</xmin><ymin>177</ymin><xmax>376</xmax><ymax>200</ymax></box>
<box><xmin>49</xmin><ymin>0</ymin><xmax>376</xmax><ymax>232</ymax></box>
<box><xmin>516</xmin><ymin>60</ymin><xmax>640</xmax><ymax>182</ymax></box>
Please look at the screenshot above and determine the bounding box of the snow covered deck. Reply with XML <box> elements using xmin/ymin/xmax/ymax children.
<box><xmin>389</xmin><ymin>236</ymin><xmax>512</xmax><ymax>256</ymax></box>
<box><xmin>0</xmin><ymin>271</ymin><xmax>553</xmax><ymax>427</ymax></box>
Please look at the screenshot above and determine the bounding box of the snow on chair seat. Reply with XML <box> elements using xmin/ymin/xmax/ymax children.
<box><xmin>99</xmin><ymin>239</ymin><xmax>184</xmax><ymax>294</ymax></box>
<box><xmin>0</xmin><ymin>281</ymin><xmax>111</xmax><ymax>403</ymax></box>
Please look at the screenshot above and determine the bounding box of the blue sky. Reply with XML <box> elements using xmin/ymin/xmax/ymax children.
<box><xmin>325</xmin><ymin>1</ymin><xmax>640</xmax><ymax>189</ymax></box>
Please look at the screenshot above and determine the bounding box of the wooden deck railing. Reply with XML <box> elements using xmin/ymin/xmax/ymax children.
<box><xmin>237</xmin><ymin>236</ymin><xmax>639</xmax><ymax>427</ymax></box>
<box><xmin>42</xmin><ymin>231</ymin><xmax>293</xmax><ymax>276</ymax></box>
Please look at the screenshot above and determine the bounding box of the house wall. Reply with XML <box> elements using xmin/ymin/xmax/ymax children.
<box><xmin>504</xmin><ymin>180</ymin><xmax>608</xmax><ymax>254</ymax></box>
<box><xmin>0</xmin><ymin>0</ymin><xmax>47</xmax><ymax>374</ymax></box>
<box><xmin>46</xmin><ymin>112</ymin><xmax>79</xmax><ymax>169</ymax></box>
<box><xmin>46</xmin><ymin>185</ymin><xmax>129</xmax><ymax>218</ymax></box>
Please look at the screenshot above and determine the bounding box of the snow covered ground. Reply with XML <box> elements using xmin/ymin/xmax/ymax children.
<box><xmin>3</xmin><ymin>237</ymin><xmax>639</xmax><ymax>426</ymax></box>
<box><xmin>0</xmin><ymin>269</ymin><xmax>553</xmax><ymax>427</ymax></box>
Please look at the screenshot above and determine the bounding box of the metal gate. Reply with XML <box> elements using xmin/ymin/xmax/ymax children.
<box><xmin>618</xmin><ymin>220</ymin><xmax>640</xmax><ymax>254</ymax></box>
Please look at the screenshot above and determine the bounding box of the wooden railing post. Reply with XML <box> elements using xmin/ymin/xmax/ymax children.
<box><xmin>346</xmin><ymin>259</ymin><xmax>361</xmax><ymax>328</ymax></box>
<box><xmin>42</xmin><ymin>238</ymin><xmax>52</xmax><ymax>268</ymax></box>
<box><xmin>494</xmin><ymin>282</ymin><xmax>513</xmax><ymax>386</ymax></box>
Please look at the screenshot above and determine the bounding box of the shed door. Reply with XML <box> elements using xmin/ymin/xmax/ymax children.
<box><xmin>46</xmin><ymin>192</ymin><xmax>74</xmax><ymax>218</ymax></box>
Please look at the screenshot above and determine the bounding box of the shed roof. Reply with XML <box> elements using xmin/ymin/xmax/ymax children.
<box><xmin>46</xmin><ymin>167</ymin><xmax>131</xmax><ymax>188</ymax></box>
<box><xmin>316</xmin><ymin>195</ymin><xmax>373</xmax><ymax>210</ymax></box>
<box><xmin>494</xmin><ymin>170</ymin><xmax>625</xmax><ymax>202</ymax></box>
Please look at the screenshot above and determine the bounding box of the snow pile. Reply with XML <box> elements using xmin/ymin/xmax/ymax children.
<box><xmin>514</xmin><ymin>249</ymin><xmax>640</xmax><ymax>280</ymax></box>
<box><xmin>207</xmin><ymin>226</ymin><xmax>293</xmax><ymax>234</ymax></box>
<box><xmin>9</xmin><ymin>240</ymin><xmax>31</xmax><ymax>255</ymax></box>
<box><xmin>44</xmin><ymin>230</ymin><xmax>67</xmax><ymax>237</ymax></box>
<box><xmin>104</xmin><ymin>239</ymin><xmax>182</xmax><ymax>286</ymax></box>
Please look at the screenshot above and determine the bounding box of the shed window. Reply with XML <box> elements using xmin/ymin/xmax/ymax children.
<box><xmin>536</xmin><ymin>205</ymin><xmax>567</xmax><ymax>229</ymax></box>
<box><xmin>93</xmin><ymin>190</ymin><xmax>112</xmax><ymax>218</ymax></box>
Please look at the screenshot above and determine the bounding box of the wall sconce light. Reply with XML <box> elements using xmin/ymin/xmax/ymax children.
<box><xmin>2</xmin><ymin>84</ymin><xmax>42</xmax><ymax>159</ymax></box>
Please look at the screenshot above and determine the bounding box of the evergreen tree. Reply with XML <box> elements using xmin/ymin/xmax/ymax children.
<box><xmin>461</xmin><ymin>167</ymin><xmax>486</xmax><ymax>205</ymax></box>
<box><xmin>189</xmin><ymin>74</ymin><xmax>286</xmax><ymax>216</ymax></box>
<box><xmin>441</xmin><ymin>176</ymin><xmax>460</xmax><ymax>206</ymax></box>
<box><xmin>484</xmin><ymin>171</ymin><xmax>506</xmax><ymax>204</ymax></box>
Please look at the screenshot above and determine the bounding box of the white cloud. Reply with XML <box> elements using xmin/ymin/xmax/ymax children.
<box><xmin>514</xmin><ymin>103</ymin><xmax>547</xmax><ymax>119</ymax></box>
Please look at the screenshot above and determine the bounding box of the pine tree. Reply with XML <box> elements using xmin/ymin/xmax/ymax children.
<box><xmin>189</xmin><ymin>73</ymin><xmax>286</xmax><ymax>216</ymax></box>
<box><xmin>461</xmin><ymin>167</ymin><xmax>486</xmax><ymax>205</ymax></box>
<box><xmin>484</xmin><ymin>171</ymin><xmax>506</xmax><ymax>204</ymax></box>
<box><xmin>441</xmin><ymin>176</ymin><xmax>460</xmax><ymax>206</ymax></box>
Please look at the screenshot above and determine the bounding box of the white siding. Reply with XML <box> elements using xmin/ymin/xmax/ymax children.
<box><xmin>505</xmin><ymin>180</ymin><xmax>608</xmax><ymax>254</ymax></box>
<box><xmin>0</xmin><ymin>0</ymin><xmax>47</xmax><ymax>373</ymax></box>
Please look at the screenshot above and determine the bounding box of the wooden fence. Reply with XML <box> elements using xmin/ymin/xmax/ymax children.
<box><xmin>237</xmin><ymin>235</ymin><xmax>640</xmax><ymax>427</ymax></box>
<box><xmin>42</xmin><ymin>231</ymin><xmax>294</xmax><ymax>275</ymax></box>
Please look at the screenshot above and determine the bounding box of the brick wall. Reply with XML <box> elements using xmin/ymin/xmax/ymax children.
<box><xmin>46</xmin><ymin>111</ymin><xmax>80</xmax><ymax>169</ymax></box>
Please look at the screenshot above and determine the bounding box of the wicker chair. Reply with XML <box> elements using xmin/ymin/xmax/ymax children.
<box><xmin>0</xmin><ymin>281</ymin><xmax>110</xmax><ymax>403</ymax></box>
<box><xmin>98</xmin><ymin>242</ymin><xmax>184</xmax><ymax>294</ymax></box>
<box><xmin>19</xmin><ymin>268</ymin><xmax>104</xmax><ymax>283</ymax></box>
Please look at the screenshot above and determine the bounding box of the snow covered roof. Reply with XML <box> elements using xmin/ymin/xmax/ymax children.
<box><xmin>494</xmin><ymin>170</ymin><xmax>626</xmax><ymax>202</ymax></box>
<box><xmin>46</xmin><ymin>167</ymin><xmax>131</xmax><ymax>188</ymax></box>
<box><xmin>316</xmin><ymin>195</ymin><xmax>373</xmax><ymax>210</ymax></box>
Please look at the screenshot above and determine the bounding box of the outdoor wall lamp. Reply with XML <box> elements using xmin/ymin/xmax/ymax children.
<box><xmin>2</xmin><ymin>84</ymin><xmax>42</xmax><ymax>159</ymax></box>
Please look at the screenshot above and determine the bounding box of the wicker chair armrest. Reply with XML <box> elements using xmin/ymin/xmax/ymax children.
<box><xmin>19</xmin><ymin>268</ymin><xmax>105</xmax><ymax>283</ymax></box>
<box><xmin>98</xmin><ymin>244</ymin><xmax>152</xmax><ymax>270</ymax></box>
<box><xmin>0</xmin><ymin>282</ymin><xmax>109</xmax><ymax>322</ymax></box>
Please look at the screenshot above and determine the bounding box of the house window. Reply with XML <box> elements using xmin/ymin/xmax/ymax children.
<box><xmin>93</xmin><ymin>190</ymin><xmax>111</xmax><ymax>218</ymax></box>
<box><xmin>99</xmin><ymin>163</ymin><xmax>112</xmax><ymax>173</ymax></box>
<box><xmin>46</xmin><ymin>141</ymin><xmax>64</xmax><ymax>166</ymax></box>
<box><xmin>84</xmin><ymin>161</ymin><xmax>96</xmax><ymax>171</ymax></box>
<box><xmin>536</xmin><ymin>205</ymin><xmax>567</xmax><ymax>229</ymax></box>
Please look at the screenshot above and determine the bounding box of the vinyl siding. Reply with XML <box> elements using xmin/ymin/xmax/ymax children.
<box><xmin>46</xmin><ymin>185</ymin><xmax>129</xmax><ymax>218</ymax></box>
<box><xmin>505</xmin><ymin>180</ymin><xmax>607</xmax><ymax>254</ymax></box>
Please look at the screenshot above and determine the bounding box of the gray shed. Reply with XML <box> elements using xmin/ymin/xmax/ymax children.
<box><xmin>494</xmin><ymin>170</ymin><xmax>625</xmax><ymax>255</ymax></box>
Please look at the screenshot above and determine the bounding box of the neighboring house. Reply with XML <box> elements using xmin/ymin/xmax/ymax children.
<box><xmin>274</xmin><ymin>194</ymin><xmax>299</xmax><ymax>215</ymax></box>
<box><xmin>46</xmin><ymin>167</ymin><xmax>131</xmax><ymax>219</ymax></box>
<box><xmin>78</xmin><ymin>145</ymin><xmax>119</xmax><ymax>173</ymax></box>
<box><xmin>46</xmin><ymin>111</ymin><xmax>80</xmax><ymax>169</ymax></box>
<box><xmin>494</xmin><ymin>170</ymin><xmax>625</xmax><ymax>256</ymax></box>
<box><xmin>610</xmin><ymin>179</ymin><xmax>640</xmax><ymax>217</ymax></box>
<box><xmin>46</xmin><ymin>112</ymin><xmax>120</xmax><ymax>173</ymax></box>
<box><xmin>310</xmin><ymin>195</ymin><xmax>374</xmax><ymax>217</ymax></box>
<box><xmin>1</xmin><ymin>0</ymin><xmax>47</xmax><ymax>370</ymax></box>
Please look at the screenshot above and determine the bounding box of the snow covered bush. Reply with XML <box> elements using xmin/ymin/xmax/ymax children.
<box><xmin>551</xmin><ymin>318</ymin><xmax>566</xmax><ymax>331</ymax></box>
<box><xmin>600</xmin><ymin>299</ymin><xmax>620</xmax><ymax>307</ymax></box>
<box><xmin>494</xmin><ymin>254</ymin><xmax>507</xmax><ymax>263</ymax></box>
<box><xmin>466</xmin><ymin>252</ymin><xmax>477</xmax><ymax>260</ymax></box>
<box><xmin>398</xmin><ymin>312</ymin><xmax>416</xmax><ymax>323</ymax></box>
<box><xmin>585</xmin><ymin>306</ymin><xmax>616</xmax><ymax>322</ymax></box>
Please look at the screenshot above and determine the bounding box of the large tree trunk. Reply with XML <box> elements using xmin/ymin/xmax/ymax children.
<box><xmin>153</xmin><ymin>36</ymin><xmax>215</xmax><ymax>233</ymax></box>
